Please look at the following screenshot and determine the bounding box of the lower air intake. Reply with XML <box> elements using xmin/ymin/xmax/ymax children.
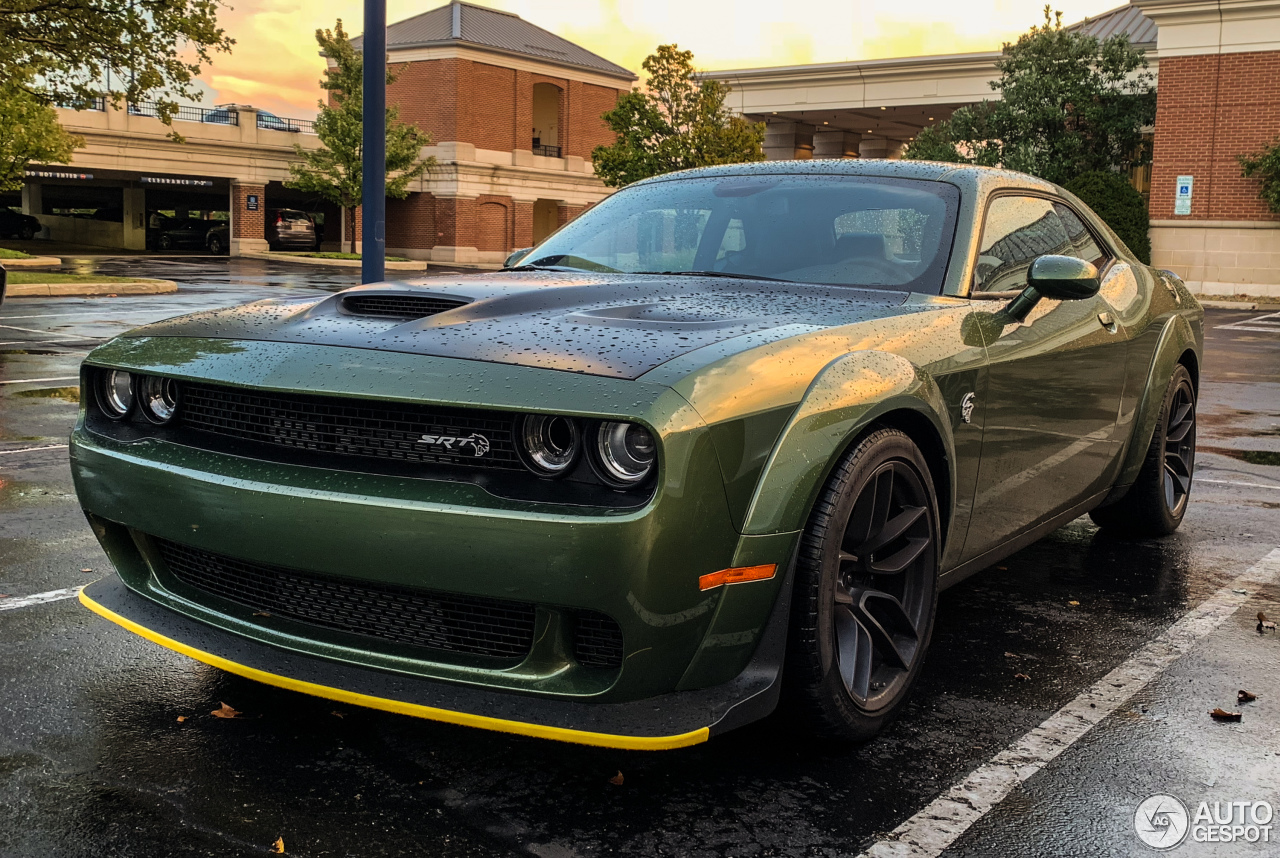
<box><xmin>574</xmin><ymin>611</ymin><xmax>624</xmax><ymax>669</ymax></box>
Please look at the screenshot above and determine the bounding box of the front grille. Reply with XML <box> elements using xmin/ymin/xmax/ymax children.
<box><xmin>154</xmin><ymin>538</ymin><xmax>537</xmax><ymax>660</ymax></box>
<box><xmin>342</xmin><ymin>294</ymin><xmax>468</xmax><ymax>319</ymax></box>
<box><xmin>177</xmin><ymin>383</ymin><xmax>523</xmax><ymax>471</ymax></box>
<box><xmin>574</xmin><ymin>611</ymin><xmax>624</xmax><ymax>668</ymax></box>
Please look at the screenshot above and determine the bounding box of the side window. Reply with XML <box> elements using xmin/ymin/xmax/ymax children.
<box><xmin>1052</xmin><ymin>202</ymin><xmax>1107</xmax><ymax>266</ymax></box>
<box><xmin>973</xmin><ymin>196</ymin><xmax>1072</xmax><ymax>293</ymax></box>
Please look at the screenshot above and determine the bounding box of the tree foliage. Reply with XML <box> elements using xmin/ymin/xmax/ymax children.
<box><xmin>0</xmin><ymin>0</ymin><xmax>234</xmax><ymax>123</ymax></box>
<box><xmin>0</xmin><ymin>76</ymin><xmax>82</xmax><ymax>192</ymax></box>
<box><xmin>593</xmin><ymin>45</ymin><xmax>765</xmax><ymax>187</ymax></box>
<box><xmin>284</xmin><ymin>21</ymin><xmax>434</xmax><ymax>236</ymax></box>
<box><xmin>903</xmin><ymin>7</ymin><xmax>1155</xmax><ymax>185</ymax></box>
<box><xmin>1064</xmin><ymin>170</ymin><xmax>1151</xmax><ymax>263</ymax></box>
<box><xmin>1239</xmin><ymin>139</ymin><xmax>1280</xmax><ymax>214</ymax></box>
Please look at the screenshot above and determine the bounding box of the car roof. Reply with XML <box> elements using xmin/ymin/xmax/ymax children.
<box><xmin>628</xmin><ymin>159</ymin><xmax>1062</xmax><ymax>196</ymax></box>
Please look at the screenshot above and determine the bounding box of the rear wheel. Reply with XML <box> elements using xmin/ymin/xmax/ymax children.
<box><xmin>157</xmin><ymin>234</ymin><xmax>173</xmax><ymax>251</ymax></box>
<box><xmin>19</xmin><ymin>225</ymin><xmax>35</xmax><ymax>240</ymax></box>
<box><xmin>786</xmin><ymin>428</ymin><xmax>940</xmax><ymax>742</ymax></box>
<box><xmin>207</xmin><ymin>234</ymin><xmax>223</xmax><ymax>254</ymax></box>
<box><xmin>1091</xmin><ymin>364</ymin><xmax>1196</xmax><ymax>536</ymax></box>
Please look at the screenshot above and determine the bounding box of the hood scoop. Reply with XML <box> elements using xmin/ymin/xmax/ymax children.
<box><xmin>341</xmin><ymin>293</ymin><xmax>470</xmax><ymax>319</ymax></box>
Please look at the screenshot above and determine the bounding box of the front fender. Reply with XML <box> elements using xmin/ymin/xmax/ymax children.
<box><xmin>1115</xmin><ymin>311</ymin><xmax>1200</xmax><ymax>488</ymax></box>
<box><xmin>739</xmin><ymin>350</ymin><xmax>953</xmax><ymax>536</ymax></box>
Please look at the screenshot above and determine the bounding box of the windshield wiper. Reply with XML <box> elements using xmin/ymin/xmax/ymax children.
<box><xmin>635</xmin><ymin>270</ymin><xmax>794</xmax><ymax>283</ymax></box>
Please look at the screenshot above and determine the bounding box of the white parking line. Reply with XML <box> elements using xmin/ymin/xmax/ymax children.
<box><xmin>0</xmin><ymin>444</ymin><xmax>69</xmax><ymax>456</ymax></box>
<box><xmin>1199</xmin><ymin>477</ymin><xmax>1280</xmax><ymax>491</ymax></box>
<box><xmin>0</xmin><ymin>376</ymin><xmax>78</xmax><ymax>385</ymax></box>
<box><xmin>0</xmin><ymin>586</ymin><xmax>85</xmax><ymax>612</ymax></box>
<box><xmin>859</xmin><ymin>547</ymin><xmax>1280</xmax><ymax>858</ymax></box>
<box><xmin>1215</xmin><ymin>311</ymin><xmax>1280</xmax><ymax>333</ymax></box>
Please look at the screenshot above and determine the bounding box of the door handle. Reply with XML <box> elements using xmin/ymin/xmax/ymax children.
<box><xmin>1098</xmin><ymin>311</ymin><xmax>1118</xmax><ymax>333</ymax></box>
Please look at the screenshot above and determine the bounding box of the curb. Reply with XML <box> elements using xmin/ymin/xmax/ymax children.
<box><xmin>1198</xmin><ymin>299</ymin><xmax>1280</xmax><ymax>310</ymax></box>
<box><xmin>241</xmin><ymin>251</ymin><xmax>428</xmax><ymax>271</ymax></box>
<box><xmin>0</xmin><ymin>255</ymin><xmax>63</xmax><ymax>269</ymax></box>
<box><xmin>6</xmin><ymin>279</ymin><xmax>177</xmax><ymax>297</ymax></box>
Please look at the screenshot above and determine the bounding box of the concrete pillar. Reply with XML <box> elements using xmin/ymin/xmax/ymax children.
<box><xmin>813</xmin><ymin>131</ymin><xmax>862</xmax><ymax>159</ymax></box>
<box><xmin>858</xmin><ymin>138</ymin><xmax>906</xmax><ymax>160</ymax></box>
<box><xmin>21</xmin><ymin>182</ymin><xmax>42</xmax><ymax>216</ymax></box>
<box><xmin>122</xmin><ymin>186</ymin><xmax>146</xmax><ymax>251</ymax></box>
<box><xmin>230</xmin><ymin>181</ymin><xmax>268</xmax><ymax>256</ymax></box>
<box><xmin>429</xmin><ymin>195</ymin><xmax>480</xmax><ymax>264</ymax></box>
<box><xmin>764</xmin><ymin>122</ymin><xmax>815</xmax><ymax>161</ymax></box>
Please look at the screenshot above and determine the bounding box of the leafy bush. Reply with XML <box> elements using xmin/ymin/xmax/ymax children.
<box><xmin>1063</xmin><ymin>171</ymin><xmax>1151</xmax><ymax>264</ymax></box>
<box><xmin>1239</xmin><ymin>139</ymin><xmax>1280</xmax><ymax>213</ymax></box>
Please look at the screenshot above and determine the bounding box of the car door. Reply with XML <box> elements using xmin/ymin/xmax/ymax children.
<box><xmin>960</xmin><ymin>194</ymin><xmax>1129</xmax><ymax>563</ymax></box>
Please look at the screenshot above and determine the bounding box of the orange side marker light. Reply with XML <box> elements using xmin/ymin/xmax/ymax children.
<box><xmin>699</xmin><ymin>564</ymin><xmax>777</xmax><ymax>591</ymax></box>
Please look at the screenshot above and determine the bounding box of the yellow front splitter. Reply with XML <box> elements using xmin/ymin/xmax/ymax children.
<box><xmin>80</xmin><ymin>579</ymin><xmax>712</xmax><ymax>751</ymax></box>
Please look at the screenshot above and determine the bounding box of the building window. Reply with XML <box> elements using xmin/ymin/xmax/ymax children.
<box><xmin>532</xmin><ymin>83</ymin><xmax>562</xmax><ymax>158</ymax></box>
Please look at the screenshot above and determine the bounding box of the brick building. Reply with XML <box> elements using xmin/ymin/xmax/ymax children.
<box><xmin>342</xmin><ymin>0</ymin><xmax>637</xmax><ymax>265</ymax></box>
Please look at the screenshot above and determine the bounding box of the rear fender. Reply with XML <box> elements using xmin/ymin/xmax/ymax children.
<box><xmin>739</xmin><ymin>350</ymin><xmax>953</xmax><ymax>536</ymax></box>
<box><xmin>1115</xmin><ymin>313</ymin><xmax>1198</xmax><ymax>488</ymax></box>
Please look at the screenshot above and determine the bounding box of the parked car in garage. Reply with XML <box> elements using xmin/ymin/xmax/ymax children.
<box><xmin>266</xmin><ymin>208</ymin><xmax>318</xmax><ymax>251</ymax></box>
<box><xmin>151</xmin><ymin>218</ymin><xmax>215</xmax><ymax>251</ymax></box>
<box><xmin>0</xmin><ymin>207</ymin><xmax>42</xmax><ymax>240</ymax></box>
<box><xmin>206</xmin><ymin>223</ymin><xmax>229</xmax><ymax>254</ymax></box>
<box><xmin>74</xmin><ymin>161</ymin><xmax>1203</xmax><ymax>750</ymax></box>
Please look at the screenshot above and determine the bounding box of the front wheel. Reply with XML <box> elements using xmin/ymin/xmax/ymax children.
<box><xmin>157</xmin><ymin>235</ymin><xmax>173</xmax><ymax>251</ymax></box>
<box><xmin>207</xmin><ymin>234</ymin><xmax>223</xmax><ymax>254</ymax></box>
<box><xmin>19</xmin><ymin>225</ymin><xmax>35</xmax><ymax>240</ymax></box>
<box><xmin>786</xmin><ymin>428</ymin><xmax>941</xmax><ymax>742</ymax></box>
<box><xmin>1091</xmin><ymin>364</ymin><xmax>1196</xmax><ymax>536</ymax></box>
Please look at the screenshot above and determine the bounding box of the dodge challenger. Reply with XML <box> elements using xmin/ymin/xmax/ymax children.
<box><xmin>72</xmin><ymin>161</ymin><xmax>1203</xmax><ymax>749</ymax></box>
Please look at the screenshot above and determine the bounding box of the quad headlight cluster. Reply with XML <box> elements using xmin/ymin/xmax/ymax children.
<box><xmin>517</xmin><ymin>414</ymin><xmax>657</xmax><ymax>487</ymax></box>
<box><xmin>94</xmin><ymin>370</ymin><xmax>180</xmax><ymax>424</ymax></box>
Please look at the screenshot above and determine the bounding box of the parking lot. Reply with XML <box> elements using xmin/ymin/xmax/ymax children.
<box><xmin>2</xmin><ymin>257</ymin><xmax>1279</xmax><ymax>857</ymax></box>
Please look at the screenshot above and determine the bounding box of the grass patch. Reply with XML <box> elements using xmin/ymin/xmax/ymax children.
<box><xmin>6</xmin><ymin>272</ymin><xmax>144</xmax><ymax>284</ymax></box>
<box><xmin>12</xmin><ymin>386</ymin><xmax>80</xmax><ymax>403</ymax></box>
<box><xmin>0</xmin><ymin>248</ymin><xmax>35</xmax><ymax>259</ymax></box>
<box><xmin>282</xmin><ymin>251</ymin><xmax>412</xmax><ymax>262</ymax></box>
<box><xmin>1235</xmin><ymin>450</ymin><xmax>1280</xmax><ymax>467</ymax></box>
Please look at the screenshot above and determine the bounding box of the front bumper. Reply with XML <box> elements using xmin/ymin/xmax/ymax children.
<box><xmin>81</xmin><ymin>567</ymin><xmax>791</xmax><ymax>749</ymax></box>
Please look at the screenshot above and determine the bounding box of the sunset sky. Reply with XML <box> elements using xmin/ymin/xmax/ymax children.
<box><xmin>201</xmin><ymin>0</ymin><xmax>1131</xmax><ymax>118</ymax></box>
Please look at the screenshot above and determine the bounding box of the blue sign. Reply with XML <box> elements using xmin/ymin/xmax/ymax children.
<box><xmin>246</xmin><ymin>194</ymin><xmax>259</xmax><ymax>211</ymax></box>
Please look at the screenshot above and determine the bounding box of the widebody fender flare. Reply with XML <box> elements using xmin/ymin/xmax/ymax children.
<box><xmin>739</xmin><ymin>350</ymin><xmax>954</xmax><ymax>537</ymax></box>
<box><xmin>1115</xmin><ymin>312</ymin><xmax>1200</xmax><ymax>489</ymax></box>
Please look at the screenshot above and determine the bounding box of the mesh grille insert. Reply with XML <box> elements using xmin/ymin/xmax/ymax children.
<box><xmin>177</xmin><ymin>383</ymin><xmax>523</xmax><ymax>471</ymax></box>
<box><xmin>574</xmin><ymin>611</ymin><xmax>624</xmax><ymax>669</ymax></box>
<box><xmin>342</xmin><ymin>294</ymin><xmax>468</xmax><ymax>318</ymax></box>
<box><xmin>154</xmin><ymin>538</ymin><xmax>537</xmax><ymax>660</ymax></box>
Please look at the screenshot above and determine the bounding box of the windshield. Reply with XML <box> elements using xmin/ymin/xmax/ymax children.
<box><xmin>518</xmin><ymin>174</ymin><xmax>960</xmax><ymax>293</ymax></box>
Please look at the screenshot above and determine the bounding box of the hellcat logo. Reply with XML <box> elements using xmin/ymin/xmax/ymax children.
<box><xmin>418</xmin><ymin>433</ymin><xmax>490</xmax><ymax>457</ymax></box>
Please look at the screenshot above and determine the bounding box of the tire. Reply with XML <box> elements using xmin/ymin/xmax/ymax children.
<box><xmin>786</xmin><ymin>427</ymin><xmax>941</xmax><ymax>742</ymax></box>
<box><xmin>19</xmin><ymin>225</ymin><xmax>35</xmax><ymax>240</ymax></box>
<box><xmin>207</xmin><ymin>234</ymin><xmax>223</xmax><ymax>254</ymax></box>
<box><xmin>158</xmin><ymin>235</ymin><xmax>173</xmax><ymax>251</ymax></box>
<box><xmin>1090</xmin><ymin>364</ymin><xmax>1196</xmax><ymax>537</ymax></box>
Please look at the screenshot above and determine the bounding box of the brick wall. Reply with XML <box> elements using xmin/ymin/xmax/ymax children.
<box><xmin>476</xmin><ymin>195</ymin><xmax>513</xmax><ymax>251</ymax></box>
<box><xmin>386</xmin><ymin>192</ymin><xmax>436</xmax><ymax>249</ymax></box>
<box><xmin>577</xmin><ymin>83</ymin><xmax>622</xmax><ymax>156</ymax></box>
<box><xmin>558</xmin><ymin>204</ymin><xmax>585</xmax><ymax>227</ymax></box>
<box><xmin>1151</xmin><ymin>51</ymin><xmax>1280</xmax><ymax>221</ymax></box>
<box><xmin>388</xmin><ymin>58</ymin><xmax>458</xmax><ymax>143</ymax></box>
<box><xmin>232</xmin><ymin>184</ymin><xmax>265</xmax><ymax>238</ymax></box>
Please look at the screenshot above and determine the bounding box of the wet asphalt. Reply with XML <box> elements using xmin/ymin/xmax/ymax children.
<box><xmin>2</xmin><ymin>256</ymin><xmax>1279</xmax><ymax>857</ymax></box>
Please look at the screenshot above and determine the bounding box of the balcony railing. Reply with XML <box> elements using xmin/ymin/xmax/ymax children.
<box><xmin>126</xmin><ymin>101</ymin><xmax>239</xmax><ymax>125</ymax></box>
<box><xmin>532</xmin><ymin>144</ymin><xmax>562</xmax><ymax>158</ymax></box>
<box><xmin>258</xmin><ymin>115</ymin><xmax>315</xmax><ymax>134</ymax></box>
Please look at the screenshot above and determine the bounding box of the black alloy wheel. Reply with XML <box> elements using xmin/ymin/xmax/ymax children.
<box><xmin>158</xmin><ymin>235</ymin><xmax>173</xmax><ymax>251</ymax></box>
<box><xmin>788</xmin><ymin>427</ymin><xmax>940</xmax><ymax>741</ymax></box>
<box><xmin>208</xmin><ymin>234</ymin><xmax>223</xmax><ymax>254</ymax></box>
<box><xmin>19</xmin><ymin>225</ymin><xmax>35</xmax><ymax>240</ymax></box>
<box><xmin>1091</xmin><ymin>364</ymin><xmax>1196</xmax><ymax>536</ymax></box>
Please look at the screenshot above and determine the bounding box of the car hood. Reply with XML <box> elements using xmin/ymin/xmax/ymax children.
<box><xmin>126</xmin><ymin>271</ymin><xmax>914</xmax><ymax>380</ymax></box>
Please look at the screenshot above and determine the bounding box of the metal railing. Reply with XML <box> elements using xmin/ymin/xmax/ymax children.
<box><xmin>532</xmin><ymin>144</ymin><xmax>562</xmax><ymax>158</ymax></box>
<box><xmin>258</xmin><ymin>115</ymin><xmax>315</xmax><ymax>134</ymax></box>
<box><xmin>126</xmin><ymin>101</ymin><xmax>239</xmax><ymax>125</ymax></box>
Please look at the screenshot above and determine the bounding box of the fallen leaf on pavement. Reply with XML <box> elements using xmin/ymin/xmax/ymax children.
<box><xmin>609</xmin><ymin>771</ymin><xmax>624</xmax><ymax>785</ymax></box>
<box><xmin>1209</xmin><ymin>708</ymin><xmax>1242</xmax><ymax>722</ymax></box>
<box><xmin>1014</xmin><ymin>673</ymin><xmax>1031</xmax><ymax>682</ymax></box>
<box><xmin>996</xmin><ymin>566</ymin><xmax>1008</xmax><ymax>571</ymax></box>
<box><xmin>176</xmin><ymin>716</ymin><xmax>187</xmax><ymax>723</ymax></box>
<box><xmin>272</xmin><ymin>837</ymin><xmax>285</xmax><ymax>853</ymax></box>
<box><xmin>1238</xmin><ymin>690</ymin><xmax>1258</xmax><ymax>703</ymax></box>
<box><xmin>211</xmin><ymin>702</ymin><xmax>242</xmax><ymax>719</ymax></box>
<box><xmin>1258</xmin><ymin>612</ymin><xmax>1276</xmax><ymax>633</ymax></box>
<box><xmin>253</xmin><ymin>611</ymin><xmax>271</xmax><ymax>618</ymax></box>
<box><xmin>331</xmin><ymin>711</ymin><xmax>345</xmax><ymax>719</ymax></box>
<box><xmin>80</xmin><ymin>568</ymin><xmax>93</xmax><ymax>574</ymax></box>
<box><xmin>1068</xmin><ymin>600</ymin><xmax>1080</xmax><ymax>607</ymax></box>
<box><xmin>1003</xmin><ymin>652</ymin><xmax>1019</xmax><ymax>659</ymax></box>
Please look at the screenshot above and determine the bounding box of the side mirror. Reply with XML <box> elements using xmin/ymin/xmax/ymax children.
<box><xmin>503</xmin><ymin>247</ymin><xmax>532</xmax><ymax>269</ymax></box>
<box><xmin>1006</xmin><ymin>255</ymin><xmax>1100</xmax><ymax>321</ymax></box>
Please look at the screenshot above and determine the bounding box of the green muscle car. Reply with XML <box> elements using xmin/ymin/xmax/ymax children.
<box><xmin>72</xmin><ymin>161</ymin><xmax>1203</xmax><ymax>749</ymax></box>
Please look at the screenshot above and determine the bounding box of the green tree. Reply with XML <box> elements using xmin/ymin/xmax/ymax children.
<box><xmin>1239</xmin><ymin>139</ymin><xmax>1280</xmax><ymax>214</ymax></box>
<box><xmin>1064</xmin><ymin>170</ymin><xmax>1151</xmax><ymax>263</ymax></box>
<box><xmin>593</xmin><ymin>44</ymin><xmax>765</xmax><ymax>187</ymax></box>
<box><xmin>0</xmin><ymin>0</ymin><xmax>234</xmax><ymax>123</ymax></box>
<box><xmin>284</xmin><ymin>20</ymin><xmax>434</xmax><ymax>249</ymax></box>
<box><xmin>0</xmin><ymin>77</ymin><xmax>83</xmax><ymax>192</ymax></box>
<box><xmin>903</xmin><ymin>7</ymin><xmax>1155</xmax><ymax>185</ymax></box>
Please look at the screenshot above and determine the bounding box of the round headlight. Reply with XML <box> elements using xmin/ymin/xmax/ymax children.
<box><xmin>594</xmin><ymin>421</ymin><xmax>656</xmax><ymax>486</ymax></box>
<box><xmin>97</xmin><ymin>370</ymin><xmax>134</xmax><ymax>419</ymax></box>
<box><xmin>139</xmin><ymin>375</ymin><xmax>179</xmax><ymax>424</ymax></box>
<box><xmin>519</xmin><ymin>414</ymin><xmax>581</xmax><ymax>476</ymax></box>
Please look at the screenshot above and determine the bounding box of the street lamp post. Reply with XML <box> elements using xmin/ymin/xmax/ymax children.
<box><xmin>362</xmin><ymin>0</ymin><xmax>387</xmax><ymax>284</ymax></box>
